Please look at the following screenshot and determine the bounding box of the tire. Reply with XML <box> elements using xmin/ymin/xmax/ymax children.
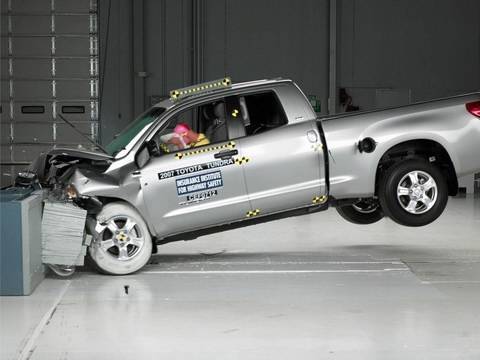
<box><xmin>88</xmin><ymin>202</ymin><xmax>152</xmax><ymax>275</ymax></box>
<box><xmin>336</xmin><ymin>199</ymin><xmax>384</xmax><ymax>225</ymax></box>
<box><xmin>378</xmin><ymin>159</ymin><xmax>448</xmax><ymax>227</ymax></box>
<box><xmin>47</xmin><ymin>264</ymin><xmax>76</xmax><ymax>278</ymax></box>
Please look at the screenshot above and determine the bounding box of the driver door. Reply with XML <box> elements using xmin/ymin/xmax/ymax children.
<box><xmin>139</xmin><ymin>101</ymin><xmax>250</xmax><ymax>238</ymax></box>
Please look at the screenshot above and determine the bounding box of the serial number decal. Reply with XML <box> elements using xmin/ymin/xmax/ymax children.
<box><xmin>179</xmin><ymin>190</ymin><xmax>219</xmax><ymax>206</ymax></box>
<box><xmin>158</xmin><ymin>158</ymin><xmax>234</xmax><ymax>180</ymax></box>
<box><xmin>176</xmin><ymin>171</ymin><xmax>223</xmax><ymax>196</ymax></box>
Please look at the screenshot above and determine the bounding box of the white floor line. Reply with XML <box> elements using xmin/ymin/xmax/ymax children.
<box><xmin>421</xmin><ymin>280</ymin><xmax>480</xmax><ymax>284</ymax></box>
<box><xmin>148</xmin><ymin>261</ymin><xmax>405</xmax><ymax>266</ymax></box>
<box><xmin>17</xmin><ymin>280</ymin><xmax>71</xmax><ymax>360</ymax></box>
<box><xmin>143</xmin><ymin>268</ymin><xmax>409</xmax><ymax>274</ymax></box>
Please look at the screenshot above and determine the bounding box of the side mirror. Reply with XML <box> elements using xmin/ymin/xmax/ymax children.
<box><xmin>135</xmin><ymin>146</ymin><xmax>150</xmax><ymax>168</ymax></box>
<box><xmin>146</xmin><ymin>139</ymin><xmax>162</xmax><ymax>157</ymax></box>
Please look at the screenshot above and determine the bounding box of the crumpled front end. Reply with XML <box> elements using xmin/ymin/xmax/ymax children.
<box><xmin>17</xmin><ymin>148</ymin><xmax>115</xmax><ymax>276</ymax></box>
<box><xmin>15</xmin><ymin>148</ymin><xmax>113</xmax><ymax>200</ymax></box>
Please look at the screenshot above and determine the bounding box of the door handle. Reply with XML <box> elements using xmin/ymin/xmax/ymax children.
<box><xmin>214</xmin><ymin>149</ymin><xmax>238</xmax><ymax>159</ymax></box>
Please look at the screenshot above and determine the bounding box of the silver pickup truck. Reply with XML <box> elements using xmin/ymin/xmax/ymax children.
<box><xmin>20</xmin><ymin>78</ymin><xmax>480</xmax><ymax>275</ymax></box>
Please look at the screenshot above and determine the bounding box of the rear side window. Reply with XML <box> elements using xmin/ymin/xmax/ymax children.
<box><xmin>241</xmin><ymin>92</ymin><xmax>288</xmax><ymax>135</ymax></box>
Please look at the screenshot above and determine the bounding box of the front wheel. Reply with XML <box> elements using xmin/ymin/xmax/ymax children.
<box><xmin>336</xmin><ymin>198</ymin><xmax>384</xmax><ymax>225</ymax></box>
<box><xmin>88</xmin><ymin>202</ymin><xmax>152</xmax><ymax>275</ymax></box>
<box><xmin>378</xmin><ymin>159</ymin><xmax>448</xmax><ymax>227</ymax></box>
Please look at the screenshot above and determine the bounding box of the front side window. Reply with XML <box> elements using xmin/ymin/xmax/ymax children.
<box><xmin>153</xmin><ymin>100</ymin><xmax>229</xmax><ymax>153</ymax></box>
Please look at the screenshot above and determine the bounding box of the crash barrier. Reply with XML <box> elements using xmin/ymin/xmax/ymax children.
<box><xmin>0</xmin><ymin>188</ymin><xmax>45</xmax><ymax>295</ymax></box>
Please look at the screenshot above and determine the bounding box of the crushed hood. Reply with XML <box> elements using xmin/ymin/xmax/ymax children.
<box><xmin>47</xmin><ymin>148</ymin><xmax>113</xmax><ymax>161</ymax></box>
<box><xmin>21</xmin><ymin>147</ymin><xmax>113</xmax><ymax>187</ymax></box>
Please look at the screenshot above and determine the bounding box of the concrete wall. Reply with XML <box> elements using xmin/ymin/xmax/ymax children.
<box><xmin>98</xmin><ymin>0</ymin><xmax>134</xmax><ymax>145</ymax></box>
<box><xmin>144</xmin><ymin>0</ymin><xmax>193</xmax><ymax>104</ymax></box>
<box><xmin>201</xmin><ymin>0</ymin><xmax>329</xmax><ymax>104</ymax></box>
<box><xmin>338</xmin><ymin>0</ymin><xmax>480</xmax><ymax>110</ymax></box>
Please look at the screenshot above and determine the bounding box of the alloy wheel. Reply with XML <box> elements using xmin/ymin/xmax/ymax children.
<box><xmin>99</xmin><ymin>216</ymin><xmax>145</xmax><ymax>261</ymax></box>
<box><xmin>396</xmin><ymin>170</ymin><xmax>438</xmax><ymax>215</ymax></box>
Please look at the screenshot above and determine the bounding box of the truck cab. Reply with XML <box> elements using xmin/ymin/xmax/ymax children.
<box><xmin>87</xmin><ymin>79</ymin><xmax>327</xmax><ymax>238</ymax></box>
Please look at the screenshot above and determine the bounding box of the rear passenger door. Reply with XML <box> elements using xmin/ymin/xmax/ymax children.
<box><xmin>232</xmin><ymin>91</ymin><xmax>326</xmax><ymax>216</ymax></box>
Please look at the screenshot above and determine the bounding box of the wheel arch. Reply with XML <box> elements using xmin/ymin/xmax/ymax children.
<box><xmin>374</xmin><ymin>139</ymin><xmax>458</xmax><ymax>196</ymax></box>
<box><xmin>97</xmin><ymin>196</ymin><xmax>135</xmax><ymax>207</ymax></box>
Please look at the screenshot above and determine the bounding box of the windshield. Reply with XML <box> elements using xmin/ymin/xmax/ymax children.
<box><xmin>105</xmin><ymin>107</ymin><xmax>166</xmax><ymax>157</ymax></box>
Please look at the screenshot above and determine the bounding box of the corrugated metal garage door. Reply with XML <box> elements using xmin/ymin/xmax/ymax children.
<box><xmin>0</xmin><ymin>0</ymin><xmax>99</xmax><ymax>187</ymax></box>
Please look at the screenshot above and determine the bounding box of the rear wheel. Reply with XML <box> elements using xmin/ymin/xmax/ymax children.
<box><xmin>378</xmin><ymin>159</ymin><xmax>448</xmax><ymax>227</ymax></box>
<box><xmin>88</xmin><ymin>203</ymin><xmax>152</xmax><ymax>275</ymax></box>
<box><xmin>336</xmin><ymin>198</ymin><xmax>384</xmax><ymax>225</ymax></box>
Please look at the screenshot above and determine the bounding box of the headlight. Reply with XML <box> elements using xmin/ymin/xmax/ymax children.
<box><xmin>65</xmin><ymin>184</ymin><xmax>78</xmax><ymax>199</ymax></box>
<box><xmin>18</xmin><ymin>171</ymin><xmax>36</xmax><ymax>179</ymax></box>
<box><xmin>15</xmin><ymin>171</ymin><xmax>38</xmax><ymax>187</ymax></box>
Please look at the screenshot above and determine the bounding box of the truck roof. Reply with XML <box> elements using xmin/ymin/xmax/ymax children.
<box><xmin>153</xmin><ymin>78</ymin><xmax>294</xmax><ymax>109</ymax></box>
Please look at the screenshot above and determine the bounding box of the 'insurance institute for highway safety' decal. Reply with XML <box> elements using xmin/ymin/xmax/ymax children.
<box><xmin>157</xmin><ymin>159</ymin><xmax>233</xmax><ymax>206</ymax></box>
<box><xmin>176</xmin><ymin>171</ymin><xmax>223</xmax><ymax>206</ymax></box>
<box><xmin>176</xmin><ymin>171</ymin><xmax>223</xmax><ymax>196</ymax></box>
<box><xmin>157</xmin><ymin>156</ymin><xmax>250</xmax><ymax>205</ymax></box>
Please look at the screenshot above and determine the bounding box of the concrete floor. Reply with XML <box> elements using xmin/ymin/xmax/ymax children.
<box><xmin>1</xmin><ymin>196</ymin><xmax>480</xmax><ymax>360</ymax></box>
